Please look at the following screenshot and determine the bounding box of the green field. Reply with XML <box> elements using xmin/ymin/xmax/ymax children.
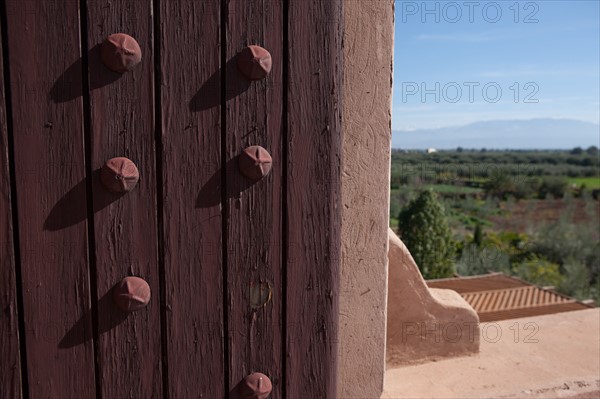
<box><xmin>395</xmin><ymin>184</ymin><xmax>484</xmax><ymax>194</ymax></box>
<box><xmin>568</xmin><ymin>177</ymin><xmax>600</xmax><ymax>189</ymax></box>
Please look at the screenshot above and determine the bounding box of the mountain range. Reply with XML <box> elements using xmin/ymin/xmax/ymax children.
<box><xmin>392</xmin><ymin>118</ymin><xmax>599</xmax><ymax>150</ymax></box>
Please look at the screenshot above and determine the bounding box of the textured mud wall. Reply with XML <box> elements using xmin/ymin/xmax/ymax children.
<box><xmin>387</xmin><ymin>229</ymin><xmax>480</xmax><ymax>366</ymax></box>
<box><xmin>338</xmin><ymin>1</ymin><xmax>395</xmax><ymax>397</ymax></box>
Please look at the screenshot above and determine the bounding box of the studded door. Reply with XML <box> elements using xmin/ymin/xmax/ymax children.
<box><xmin>0</xmin><ymin>0</ymin><xmax>342</xmax><ymax>398</ymax></box>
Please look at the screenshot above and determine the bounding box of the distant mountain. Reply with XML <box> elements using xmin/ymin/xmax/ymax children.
<box><xmin>392</xmin><ymin>118</ymin><xmax>599</xmax><ymax>149</ymax></box>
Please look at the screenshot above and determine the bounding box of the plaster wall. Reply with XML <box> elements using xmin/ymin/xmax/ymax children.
<box><xmin>338</xmin><ymin>1</ymin><xmax>395</xmax><ymax>397</ymax></box>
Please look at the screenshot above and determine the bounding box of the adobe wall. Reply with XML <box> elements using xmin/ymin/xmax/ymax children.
<box><xmin>338</xmin><ymin>1</ymin><xmax>395</xmax><ymax>397</ymax></box>
<box><xmin>386</xmin><ymin>229</ymin><xmax>480</xmax><ymax>365</ymax></box>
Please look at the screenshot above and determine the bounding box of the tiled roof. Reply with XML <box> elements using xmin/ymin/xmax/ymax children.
<box><xmin>427</xmin><ymin>273</ymin><xmax>528</xmax><ymax>293</ymax></box>
<box><xmin>427</xmin><ymin>273</ymin><xmax>593</xmax><ymax>322</ymax></box>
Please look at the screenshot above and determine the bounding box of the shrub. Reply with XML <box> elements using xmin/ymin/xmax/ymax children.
<box><xmin>529</xmin><ymin>220</ymin><xmax>596</xmax><ymax>267</ymax></box>
<box><xmin>456</xmin><ymin>243</ymin><xmax>511</xmax><ymax>276</ymax></box>
<box><xmin>558</xmin><ymin>259</ymin><xmax>592</xmax><ymax>300</ymax></box>
<box><xmin>513</xmin><ymin>255</ymin><xmax>565</xmax><ymax>287</ymax></box>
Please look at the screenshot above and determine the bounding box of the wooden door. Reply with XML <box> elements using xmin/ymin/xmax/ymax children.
<box><xmin>0</xmin><ymin>0</ymin><xmax>342</xmax><ymax>397</ymax></box>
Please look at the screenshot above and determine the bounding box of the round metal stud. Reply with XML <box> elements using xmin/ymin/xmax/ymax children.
<box><xmin>238</xmin><ymin>372</ymin><xmax>272</xmax><ymax>399</ymax></box>
<box><xmin>236</xmin><ymin>45</ymin><xmax>272</xmax><ymax>80</ymax></box>
<box><xmin>113</xmin><ymin>276</ymin><xmax>151</xmax><ymax>312</ymax></box>
<box><xmin>100</xmin><ymin>157</ymin><xmax>139</xmax><ymax>194</ymax></box>
<box><xmin>101</xmin><ymin>33</ymin><xmax>142</xmax><ymax>73</ymax></box>
<box><xmin>238</xmin><ymin>146</ymin><xmax>272</xmax><ymax>181</ymax></box>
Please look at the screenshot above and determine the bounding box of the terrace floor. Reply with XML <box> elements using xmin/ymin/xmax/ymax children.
<box><xmin>382</xmin><ymin>308</ymin><xmax>600</xmax><ymax>398</ymax></box>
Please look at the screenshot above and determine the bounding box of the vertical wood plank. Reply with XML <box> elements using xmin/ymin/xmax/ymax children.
<box><xmin>0</xmin><ymin>12</ymin><xmax>22</xmax><ymax>399</ymax></box>
<box><xmin>286</xmin><ymin>0</ymin><xmax>343</xmax><ymax>397</ymax></box>
<box><xmin>84</xmin><ymin>0</ymin><xmax>163</xmax><ymax>397</ymax></box>
<box><xmin>159</xmin><ymin>0</ymin><xmax>225</xmax><ymax>396</ymax></box>
<box><xmin>226</xmin><ymin>0</ymin><xmax>283</xmax><ymax>396</ymax></box>
<box><xmin>4</xmin><ymin>0</ymin><xmax>96</xmax><ymax>397</ymax></box>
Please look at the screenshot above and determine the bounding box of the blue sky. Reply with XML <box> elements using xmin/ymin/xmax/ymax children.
<box><xmin>392</xmin><ymin>0</ymin><xmax>600</xmax><ymax>131</ymax></box>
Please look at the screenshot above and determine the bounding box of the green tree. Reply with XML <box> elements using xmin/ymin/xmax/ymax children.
<box><xmin>473</xmin><ymin>223</ymin><xmax>483</xmax><ymax>247</ymax></box>
<box><xmin>538</xmin><ymin>176</ymin><xmax>568</xmax><ymax>199</ymax></box>
<box><xmin>398</xmin><ymin>190</ymin><xmax>456</xmax><ymax>279</ymax></box>
<box><xmin>484</xmin><ymin>171</ymin><xmax>515</xmax><ymax>199</ymax></box>
<box><xmin>513</xmin><ymin>180</ymin><xmax>535</xmax><ymax>200</ymax></box>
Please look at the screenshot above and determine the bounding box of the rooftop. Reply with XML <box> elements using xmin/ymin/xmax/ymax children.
<box><xmin>383</xmin><ymin>308</ymin><xmax>600</xmax><ymax>398</ymax></box>
<box><xmin>427</xmin><ymin>273</ymin><xmax>593</xmax><ymax>322</ymax></box>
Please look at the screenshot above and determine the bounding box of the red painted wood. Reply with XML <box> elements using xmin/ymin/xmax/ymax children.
<box><xmin>84</xmin><ymin>1</ymin><xmax>163</xmax><ymax>397</ymax></box>
<box><xmin>0</xmin><ymin>16</ymin><xmax>22</xmax><ymax>399</ymax></box>
<box><xmin>286</xmin><ymin>0</ymin><xmax>343</xmax><ymax>397</ymax></box>
<box><xmin>159</xmin><ymin>0</ymin><xmax>225</xmax><ymax>396</ymax></box>
<box><xmin>4</xmin><ymin>1</ymin><xmax>96</xmax><ymax>397</ymax></box>
<box><xmin>1</xmin><ymin>1</ymin><xmax>344</xmax><ymax>395</ymax></box>
<box><xmin>226</xmin><ymin>0</ymin><xmax>283</xmax><ymax>396</ymax></box>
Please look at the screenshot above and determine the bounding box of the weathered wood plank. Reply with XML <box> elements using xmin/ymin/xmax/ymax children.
<box><xmin>0</xmin><ymin>13</ymin><xmax>22</xmax><ymax>399</ymax></box>
<box><xmin>226</xmin><ymin>0</ymin><xmax>283</xmax><ymax>396</ymax></box>
<box><xmin>160</xmin><ymin>0</ymin><xmax>225</xmax><ymax>396</ymax></box>
<box><xmin>286</xmin><ymin>0</ymin><xmax>343</xmax><ymax>397</ymax></box>
<box><xmin>84</xmin><ymin>0</ymin><xmax>163</xmax><ymax>397</ymax></box>
<box><xmin>4</xmin><ymin>0</ymin><xmax>96</xmax><ymax>397</ymax></box>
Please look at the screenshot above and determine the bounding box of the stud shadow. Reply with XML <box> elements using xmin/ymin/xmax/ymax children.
<box><xmin>228</xmin><ymin>380</ymin><xmax>246</xmax><ymax>399</ymax></box>
<box><xmin>44</xmin><ymin>169</ymin><xmax>125</xmax><ymax>231</ymax></box>
<box><xmin>188</xmin><ymin>55</ymin><xmax>251</xmax><ymax>112</ymax></box>
<box><xmin>59</xmin><ymin>286</ymin><xmax>128</xmax><ymax>349</ymax></box>
<box><xmin>50</xmin><ymin>43</ymin><xmax>123</xmax><ymax>103</ymax></box>
<box><xmin>228</xmin><ymin>376</ymin><xmax>278</xmax><ymax>399</ymax></box>
<box><xmin>195</xmin><ymin>156</ymin><xmax>260</xmax><ymax>208</ymax></box>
